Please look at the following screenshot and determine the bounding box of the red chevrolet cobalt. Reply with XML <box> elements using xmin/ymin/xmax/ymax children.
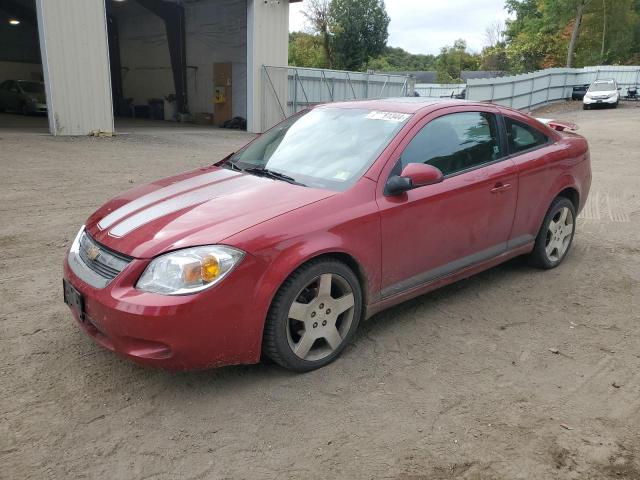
<box><xmin>63</xmin><ymin>99</ymin><xmax>591</xmax><ymax>372</ymax></box>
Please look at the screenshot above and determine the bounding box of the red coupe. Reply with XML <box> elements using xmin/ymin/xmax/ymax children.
<box><xmin>63</xmin><ymin>99</ymin><xmax>591</xmax><ymax>372</ymax></box>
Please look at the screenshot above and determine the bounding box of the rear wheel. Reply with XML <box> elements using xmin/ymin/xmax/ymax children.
<box><xmin>529</xmin><ymin>197</ymin><xmax>576</xmax><ymax>269</ymax></box>
<box><xmin>262</xmin><ymin>259</ymin><xmax>362</xmax><ymax>372</ymax></box>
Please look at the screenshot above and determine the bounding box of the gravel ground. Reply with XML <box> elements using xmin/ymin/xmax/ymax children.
<box><xmin>1</xmin><ymin>102</ymin><xmax>639</xmax><ymax>479</ymax></box>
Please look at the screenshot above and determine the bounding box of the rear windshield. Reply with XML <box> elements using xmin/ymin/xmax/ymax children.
<box><xmin>589</xmin><ymin>82</ymin><xmax>615</xmax><ymax>92</ymax></box>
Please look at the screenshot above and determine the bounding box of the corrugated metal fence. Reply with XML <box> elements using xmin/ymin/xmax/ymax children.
<box><xmin>262</xmin><ymin>65</ymin><xmax>413</xmax><ymax>129</ymax></box>
<box><xmin>466</xmin><ymin>65</ymin><xmax>640</xmax><ymax>110</ymax></box>
<box><xmin>415</xmin><ymin>83</ymin><xmax>465</xmax><ymax>98</ymax></box>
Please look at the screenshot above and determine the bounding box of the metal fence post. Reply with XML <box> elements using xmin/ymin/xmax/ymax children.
<box><xmin>292</xmin><ymin>67</ymin><xmax>310</xmax><ymax>109</ymax></box>
<box><xmin>345</xmin><ymin>72</ymin><xmax>357</xmax><ymax>99</ymax></box>
<box><xmin>545</xmin><ymin>73</ymin><xmax>551</xmax><ymax>105</ymax></box>
<box><xmin>529</xmin><ymin>77</ymin><xmax>534</xmax><ymax>110</ymax></box>
<box><xmin>509</xmin><ymin>81</ymin><xmax>515</xmax><ymax>108</ymax></box>
<box><xmin>320</xmin><ymin>70</ymin><xmax>334</xmax><ymax>102</ymax></box>
<box><xmin>293</xmin><ymin>70</ymin><xmax>298</xmax><ymax>113</ymax></box>
<box><xmin>380</xmin><ymin>76</ymin><xmax>389</xmax><ymax>98</ymax></box>
<box><xmin>263</xmin><ymin>65</ymin><xmax>286</xmax><ymax>120</ymax></box>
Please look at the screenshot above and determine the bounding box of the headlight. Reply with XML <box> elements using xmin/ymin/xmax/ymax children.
<box><xmin>137</xmin><ymin>245</ymin><xmax>245</xmax><ymax>295</ymax></box>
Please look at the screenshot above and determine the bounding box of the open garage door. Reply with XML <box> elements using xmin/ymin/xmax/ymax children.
<box><xmin>107</xmin><ymin>0</ymin><xmax>248</xmax><ymax>130</ymax></box>
<box><xmin>0</xmin><ymin>0</ymin><xmax>49</xmax><ymax>133</ymax></box>
<box><xmin>1</xmin><ymin>0</ymin><xmax>291</xmax><ymax>136</ymax></box>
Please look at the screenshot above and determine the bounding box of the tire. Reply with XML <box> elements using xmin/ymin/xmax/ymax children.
<box><xmin>583</xmin><ymin>104</ymin><xmax>589</xmax><ymax>110</ymax></box>
<box><xmin>262</xmin><ymin>259</ymin><xmax>363</xmax><ymax>372</ymax></box>
<box><xmin>528</xmin><ymin>197</ymin><xmax>576</xmax><ymax>269</ymax></box>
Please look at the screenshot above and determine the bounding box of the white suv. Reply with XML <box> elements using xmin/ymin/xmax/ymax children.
<box><xmin>583</xmin><ymin>79</ymin><xmax>619</xmax><ymax>109</ymax></box>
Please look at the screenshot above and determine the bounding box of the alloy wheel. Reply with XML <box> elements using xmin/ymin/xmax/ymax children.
<box><xmin>545</xmin><ymin>206</ymin><xmax>574</xmax><ymax>262</ymax></box>
<box><xmin>286</xmin><ymin>273</ymin><xmax>355</xmax><ymax>361</ymax></box>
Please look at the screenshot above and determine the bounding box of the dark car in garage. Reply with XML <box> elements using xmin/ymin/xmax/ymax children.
<box><xmin>0</xmin><ymin>80</ymin><xmax>48</xmax><ymax>115</ymax></box>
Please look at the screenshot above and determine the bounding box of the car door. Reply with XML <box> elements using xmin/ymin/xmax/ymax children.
<box><xmin>376</xmin><ymin>106</ymin><xmax>519</xmax><ymax>298</ymax></box>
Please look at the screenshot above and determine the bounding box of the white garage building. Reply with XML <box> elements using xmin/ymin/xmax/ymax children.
<box><xmin>13</xmin><ymin>0</ymin><xmax>298</xmax><ymax>135</ymax></box>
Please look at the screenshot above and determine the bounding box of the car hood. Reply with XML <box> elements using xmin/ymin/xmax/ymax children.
<box><xmin>85</xmin><ymin>166</ymin><xmax>335</xmax><ymax>258</ymax></box>
<box><xmin>586</xmin><ymin>89</ymin><xmax>616</xmax><ymax>96</ymax></box>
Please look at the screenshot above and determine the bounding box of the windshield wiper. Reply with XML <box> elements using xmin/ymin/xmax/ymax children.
<box><xmin>221</xmin><ymin>159</ymin><xmax>243</xmax><ymax>172</ymax></box>
<box><xmin>244</xmin><ymin>167</ymin><xmax>306</xmax><ymax>187</ymax></box>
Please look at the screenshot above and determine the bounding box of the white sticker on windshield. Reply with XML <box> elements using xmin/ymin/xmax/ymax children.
<box><xmin>366</xmin><ymin>111</ymin><xmax>411</xmax><ymax>123</ymax></box>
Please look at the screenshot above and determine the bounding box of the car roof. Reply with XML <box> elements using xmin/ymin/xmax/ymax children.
<box><xmin>317</xmin><ymin>97</ymin><xmax>484</xmax><ymax>115</ymax></box>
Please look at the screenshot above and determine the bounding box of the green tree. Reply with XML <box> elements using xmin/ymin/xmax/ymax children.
<box><xmin>504</xmin><ymin>0</ymin><xmax>640</xmax><ymax>71</ymax></box>
<box><xmin>435</xmin><ymin>39</ymin><xmax>480</xmax><ymax>83</ymax></box>
<box><xmin>302</xmin><ymin>0</ymin><xmax>334</xmax><ymax>68</ymax></box>
<box><xmin>366</xmin><ymin>47</ymin><xmax>436</xmax><ymax>72</ymax></box>
<box><xmin>330</xmin><ymin>0</ymin><xmax>390</xmax><ymax>70</ymax></box>
<box><xmin>289</xmin><ymin>32</ymin><xmax>327</xmax><ymax>68</ymax></box>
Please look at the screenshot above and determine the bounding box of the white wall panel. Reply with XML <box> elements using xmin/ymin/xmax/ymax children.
<box><xmin>36</xmin><ymin>0</ymin><xmax>113</xmax><ymax>135</ymax></box>
<box><xmin>247</xmin><ymin>0</ymin><xmax>289</xmax><ymax>133</ymax></box>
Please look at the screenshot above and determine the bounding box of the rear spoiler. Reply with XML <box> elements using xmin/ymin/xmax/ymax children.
<box><xmin>535</xmin><ymin>118</ymin><xmax>579</xmax><ymax>132</ymax></box>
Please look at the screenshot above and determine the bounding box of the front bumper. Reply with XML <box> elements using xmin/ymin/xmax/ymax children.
<box><xmin>26</xmin><ymin>103</ymin><xmax>48</xmax><ymax>114</ymax></box>
<box><xmin>63</xmin><ymin>250</ymin><xmax>268</xmax><ymax>371</ymax></box>
<box><xmin>583</xmin><ymin>95</ymin><xmax>617</xmax><ymax>105</ymax></box>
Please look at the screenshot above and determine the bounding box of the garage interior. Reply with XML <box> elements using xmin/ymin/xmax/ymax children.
<box><xmin>0</xmin><ymin>0</ymin><xmax>292</xmax><ymax>135</ymax></box>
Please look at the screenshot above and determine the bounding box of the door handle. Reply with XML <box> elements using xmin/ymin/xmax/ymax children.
<box><xmin>490</xmin><ymin>182</ymin><xmax>512</xmax><ymax>194</ymax></box>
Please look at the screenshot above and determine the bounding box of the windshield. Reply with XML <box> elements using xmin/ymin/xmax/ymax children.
<box><xmin>18</xmin><ymin>81</ymin><xmax>44</xmax><ymax>94</ymax></box>
<box><xmin>589</xmin><ymin>82</ymin><xmax>615</xmax><ymax>92</ymax></box>
<box><xmin>228</xmin><ymin>107</ymin><xmax>411</xmax><ymax>191</ymax></box>
<box><xmin>18</xmin><ymin>81</ymin><xmax>44</xmax><ymax>93</ymax></box>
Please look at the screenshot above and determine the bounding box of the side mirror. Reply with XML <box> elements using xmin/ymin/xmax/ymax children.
<box><xmin>385</xmin><ymin>163</ymin><xmax>444</xmax><ymax>196</ymax></box>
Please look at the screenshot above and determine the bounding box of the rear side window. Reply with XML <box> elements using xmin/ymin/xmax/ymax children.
<box><xmin>400</xmin><ymin>111</ymin><xmax>503</xmax><ymax>176</ymax></box>
<box><xmin>505</xmin><ymin>117</ymin><xmax>548</xmax><ymax>154</ymax></box>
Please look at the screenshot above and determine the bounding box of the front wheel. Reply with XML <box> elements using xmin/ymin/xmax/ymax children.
<box><xmin>528</xmin><ymin>197</ymin><xmax>576</xmax><ymax>269</ymax></box>
<box><xmin>583</xmin><ymin>104</ymin><xmax>589</xmax><ymax>110</ymax></box>
<box><xmin>262</xmin><ymin>259</ymin><xmax>362</xmax><ymax>372</ymax></box>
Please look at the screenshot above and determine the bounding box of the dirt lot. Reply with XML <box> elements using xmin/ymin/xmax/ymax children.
<box><xmin>1</xmin><ymin>102</ymin><xmax>639</xmax><ymax>479</ymax></box>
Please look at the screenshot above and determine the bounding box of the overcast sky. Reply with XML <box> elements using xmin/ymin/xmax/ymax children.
<box><xmin>289</xmin><ymin>0</ymin><xmax>513</xmax><ymax>56</ymax></box>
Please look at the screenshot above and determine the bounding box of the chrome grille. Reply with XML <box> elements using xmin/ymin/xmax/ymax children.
<box><xmin>78</xmin><ymin>231</ymin><xmax>131</xmax><ymax>281</ymax></box>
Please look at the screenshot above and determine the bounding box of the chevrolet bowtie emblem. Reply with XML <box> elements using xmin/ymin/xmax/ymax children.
<box><xmin>86</xmin><ymin>244</ymin><xmax>100</xmax><ymax>261</ymax></box>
